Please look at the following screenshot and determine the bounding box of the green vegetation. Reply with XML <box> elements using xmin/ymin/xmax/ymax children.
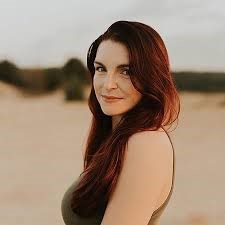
<box><xmin>1</xmin><ymin>59</ymin><xmax>225</xmax><ymax>101</ymax></box>
<box><xmin>61</xmin><ymin>58</ymin><xmax>89</xmax><ymax>100</ymax></box>
<box><xmin>173</xmin><ymin>71</ymin><xmax>225</xmax><ymax>93</ymax></box>
<box><xmin>43</xmin><ymin>67</ymin><xmax>64</xmax><ymax>91</ymax></box>
<box><xmin>0</xmin><ymin>60</ymin><xmax>26</xmax><ymax>87</ymax></box>
<box><xmin>0</xmin><ymin>58</ymin><xmax>90</xmax><ymax>100</ymax></box>
<box><xmin>62</xmin><ymin>58</ymin><xmax>90</xmax><ymax>86</ymax></box>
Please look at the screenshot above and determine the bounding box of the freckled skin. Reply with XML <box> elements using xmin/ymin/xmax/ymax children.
<box><xmin>93</xmin><ymin>40</ymin><xmax>142</xmax><ymax>129</ymax></box>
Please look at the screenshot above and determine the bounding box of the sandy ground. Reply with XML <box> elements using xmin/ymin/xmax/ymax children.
<box><xmin>0</xmin><ymin>81</ymin><xmax>225</xmax><ymax>225</ymax></box>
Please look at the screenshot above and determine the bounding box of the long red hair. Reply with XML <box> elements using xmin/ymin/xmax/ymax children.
<box><xmin>70</xmin><ymin>20</ymin><xmax>180</xmax><ymax>217</ymax></box>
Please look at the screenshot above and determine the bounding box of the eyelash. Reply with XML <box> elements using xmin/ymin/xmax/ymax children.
<box><xmin>95</xmin><ymin>66</ymin><xmax>130</xmax><ymax>76</ymax></box>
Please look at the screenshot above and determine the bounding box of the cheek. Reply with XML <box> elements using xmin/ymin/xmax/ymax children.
<box><xmin>93</xmin><ymin>76</ymin><xmax>103</xmax><ymax>102</ymax></box>
<box><xmin>123</xmin><ymin>81</ymin><xmax>141</xmax><ymax>98</ymax></box>
<box><xmin>130</xmin><ymin>91</ymin><xmax>142</xmax><ymax>104</ymax></box>
<box><xmin>135</xmin><ymin>92</ymin><xmax>142</xmax><ymax>103</ymax></box>
<box><xmin>125</xmin><ymin>84</ymin><xmax>142</xmax><ymax>104</ymax></box>
<box><xmin>93</xmin><ymin>76</ymin><xmax>100</xmax><ymax>92</ymax></box>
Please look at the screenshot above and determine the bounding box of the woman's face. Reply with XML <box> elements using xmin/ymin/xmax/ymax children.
<box><xmin>93</xmin><ymin>39</ymin><xmax>142</xmax><ymax>119</ymax></box>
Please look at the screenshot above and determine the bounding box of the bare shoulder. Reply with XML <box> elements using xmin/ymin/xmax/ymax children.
<box><xmin>125</xmin><ymin>128</ymin><xmax>173</xmax><ymax>187</ymax></box>
<box><xmin>127</xmin><ymin>129</ymin><xmax>173</xmax><ymax>160</ymax></box>
<box><xmin>101</xmin><ymin>129</ymin><xmax>173</xmax><ymax>225</ymax></box>
<box><xmin>126</xmin><ymin>129</ymin><xmax>174</xmax><ymax>208</ymax></box>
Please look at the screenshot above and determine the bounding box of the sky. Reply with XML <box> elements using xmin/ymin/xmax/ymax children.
<box><xmin>0</xmin><ymin>0</ymin><xmax>224</xmax><ymax>71</ymax></box>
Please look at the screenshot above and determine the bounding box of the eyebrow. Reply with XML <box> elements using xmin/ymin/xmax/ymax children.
<box><xmin>94</xmin><ymin>61</ymin><xmax>129</xmax><ymax>69</ymax></box>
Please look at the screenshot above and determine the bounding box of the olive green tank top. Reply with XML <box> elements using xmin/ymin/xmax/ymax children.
<box><xmin>61</xmin><ymin>133</ymin><xmax>175</xmax><ymax>225</ymax></box>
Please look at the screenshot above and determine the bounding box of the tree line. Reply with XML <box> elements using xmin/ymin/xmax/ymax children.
<box><xmin>1</xmin><ymin>59</ymin><xmax>225</xmax><ymax>101</ymax></box>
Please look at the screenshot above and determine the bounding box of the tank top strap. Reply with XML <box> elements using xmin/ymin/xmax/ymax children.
<box><xmin>152</xmin><ymin>128</ymin><xmax>175</xmax><ymax>214</ymax></box>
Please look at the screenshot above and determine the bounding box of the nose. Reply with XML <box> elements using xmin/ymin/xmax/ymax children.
<box><xmin>104</xmin><ymin>72</ymin><xmax>118</xmax><ymax>90</ymax></box>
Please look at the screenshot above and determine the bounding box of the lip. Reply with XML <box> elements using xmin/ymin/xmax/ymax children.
<box><xmin>101</xmin><ymin>95</ymin><xmax>123</xmax><ymax>102</ymax></box>
<box><xmin>101</xmin><ymin>95</ymin><xmax>123</xmax><ymax>100</ymax></box>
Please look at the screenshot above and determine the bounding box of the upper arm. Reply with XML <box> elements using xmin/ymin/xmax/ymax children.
<box><xmin>100</xmin><ymin>131</ymin><xmax>173</xmax><ymax>225</ymax></box>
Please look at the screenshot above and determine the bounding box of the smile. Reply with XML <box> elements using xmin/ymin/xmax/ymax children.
<box><xmin>102</xmin><ymin>96</ymin><xmax>123</xmax><ymax>103</ymax></box>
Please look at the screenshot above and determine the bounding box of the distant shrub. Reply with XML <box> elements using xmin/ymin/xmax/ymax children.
<box><xmin>3</xmin><ymin>58</ymin><xmax>224</xmax><ymax>97</ymax></box>
<box><xmin>0</xmin><ymin>60</ymin><xmax>25</xmax><ymax>87</ymax></box>
<box><xmin>61</xmin><ymin>58</ymin><xmax>90</xmax><ymax>101</ymax></box>
<box><xmin>43</xmin><ymin>67</ymin><xmax>64</xmax><ymax>91</ymax></box>
<box><xmin>20</xmin><ymin>68</ymin><xmax>45</xmax><ymax>91</ymax></box>
<box><xmin>62</xmin><ymin>58</ymin><xmax>90</xmax><ymax>85</ymax></box>
<box><xmin>63</xmin><ymin>76</ymin><xmax>84</xmax><ymax>101</ymax></box>
<box><xmin>173</xmin><ymin>71</ymin><xmax>225</xmax><ymax>92</ymax></box>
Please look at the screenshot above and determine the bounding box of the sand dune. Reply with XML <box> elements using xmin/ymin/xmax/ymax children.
<box><xmin>0</xmin><ymin>82</ymin><xmax>225</xmax><ymax>225</ymax></box>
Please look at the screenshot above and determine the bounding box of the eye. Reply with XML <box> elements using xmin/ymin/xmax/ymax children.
<box><xmin>95</xmin><ymin>66</ymin><xmax>104</xmax><ymax>72</ymax></box>
<box><xmin>121</xmin><ymin>69</ymin><xmax>130</xmax><ymax>76</ymax></box>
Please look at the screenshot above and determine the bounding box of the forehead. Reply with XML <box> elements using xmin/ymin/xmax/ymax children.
<box><xmin>95</xmin><ymin>40</ymin><xmax>129</xmax><ymax>66</ymax></box>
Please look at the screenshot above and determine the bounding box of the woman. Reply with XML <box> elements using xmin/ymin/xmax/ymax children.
<box><xmin>61</xmin><ymin>20</ymin><xmax>180</xmax><ymax>225</ymax></box>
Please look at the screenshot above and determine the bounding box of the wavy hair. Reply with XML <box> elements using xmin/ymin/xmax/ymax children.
<box><xmin>70</xmin><ymin>20</ymin><xmax>180</xmax><ymax>217</ymax></box>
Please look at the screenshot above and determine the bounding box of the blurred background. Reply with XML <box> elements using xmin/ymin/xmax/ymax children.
<box><xmin>0</xmin><ymin>0</ymin><xmax>225</xmax><ymax>225</ymax></box>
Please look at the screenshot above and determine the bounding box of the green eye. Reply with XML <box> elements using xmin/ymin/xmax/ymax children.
<box><xmin>95</xmin><ymin>66</ymin><xmax>104</xmax><ymax>72</ymax></box>
<box><xmin>94</xmin><ymin>66</ymin><xmax>130</xmax><ymax>77</ymax></box>
<box><xmin>122</xmin><ymin>69</ymin><xmax>130</xmax><ymax>76</ymax></box>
